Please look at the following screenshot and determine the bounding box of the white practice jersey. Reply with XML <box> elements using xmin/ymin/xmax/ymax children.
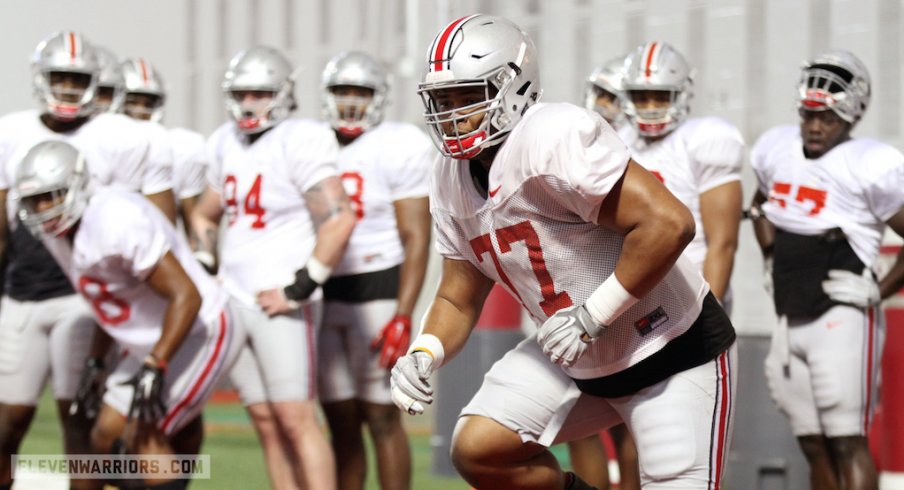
<box><xmin>620</xmin><ymin>117</ymin><xmax>745</xmax><ymax>267</ymax></box>
<box><xmin>169</xmin><ymin>127</ymin><xmax>207</xmax><ymax>200</ymax></box>
<box><xmin>330</xmin><ymin>121</ymin><xmax>433</xmax><ymax>276</ymax></box>
<box><xmin>42</xmin><ymin>188</ymin><xmax>228</xmax><ymax>356</ymax></box>
<box><xmin>133</xmin><ymin>119</ymin><xmax>176</xmax><ymax>196</ymax></box>
<box><xmin>0</xmin><ymin>110</ymin><xmax>169</xmax><ymax>195</ymax></box>
<box><xmin>751</xmin><ymin>125</ymin><xmax>904</xmax><ymax>268</ymax></box>
<box><xmin>207</xmin><ymin>118</ymin><xmax>339</xmax><ymax>305</ymax></box>
<box><xmin>431</xmin><ymin>103</ymin><xmax>709</xmax><ymax>379</ymax></box>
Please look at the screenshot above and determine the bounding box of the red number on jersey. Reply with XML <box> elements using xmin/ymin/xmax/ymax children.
<box><xmin>78</xmin><ymin>276</ymin><xmax>130</xmax><ymax>326</ymax></box>
<box><xmin>769</xmin><ymin>181</ymin><xmax>827</xmax><ymax>216</ymax></box>
<box><xmin>223</xmin><ymin>174</ymin><xmax>267</xmax><ymax>228</ymax></box>
<box><xmin>470</xmin><ymin>220</ymin><xmax>573</xmax><ymax>317</ymax></box>
<box><xmin>341</xmin><ymin>172</ymin><xmax>365</xmax><ymax>220</ymax></box>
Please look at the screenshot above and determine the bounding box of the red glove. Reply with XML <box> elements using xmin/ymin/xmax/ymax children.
<box><xmin>371</xmin><ymin>314</ymin><xmax>411</xmax><ymax>369</ymax></box>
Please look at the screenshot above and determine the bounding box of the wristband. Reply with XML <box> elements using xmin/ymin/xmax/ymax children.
<box><xmin>584</xmin><ymin>275</ymin><xmax>639</xmax><ymax>330</ymax></box>
<box><xmin>306</xmin><ymin>256</ymin><xmax>332</xmax><ymax>285</ymax></box>
<box><xmin>284</xmin><ymin>257</ymin><xmax>333</xmax><ymax>302</ymax></box>
<box><xmin>407</xmin><ymin>334</ymin><xmax>445</xmax><ymax>369</ymax></box>
<box><xmin>194</xmin><ymin>250</ymin><xmax>216</xmax><ymax>268</ymax></box>
<box><xmin>144</xmin><ymin>354</ymin><xmax>168</xmax><ymax>373</ymax></box>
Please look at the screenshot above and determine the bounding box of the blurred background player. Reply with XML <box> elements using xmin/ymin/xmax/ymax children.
<box><xmin>0</xmin><ymin>31</ymin><xmax>175</xmax><ymax>490</ymax></box>
<box><xmin>620</xmin><ymin>41</ymin><xmax>744</xmax><ymax>311</ymax></box>
<box><xmin>584</xmin><ymin>56</ymin><xmax>627</xmax><ymax>129</ymax></box>
<box><xmin>120</xmin><ymin>57</ymin><xmax>207</xmax><ymax>236</ymax></box>
<box><xmin>317</xmin><ymin>51</ymin><xmax>433</xmax><ymax>490</ymax></box>
<box><xmin>191</xmin><ymin>45</ymin><xmax>356</xmax><ymax>490</ymax></box>
<box><xmin>392</xmin><ymin>14</ymin><xmax>737</xmax><ymax>490</ymax></box>
<box><xmin>92</xmin><ymin>45</ymin><xmax>125</xmax><ymax>115</ymax></box>
<box><xmin>751</xmin><ymin>50</ymin><xmax>904</xmax><ymax>490</ymax></box>
<box><xmin>15</xmin><ymin>140</ymin><xmax>243</xmax><ymax>490</ymax></box>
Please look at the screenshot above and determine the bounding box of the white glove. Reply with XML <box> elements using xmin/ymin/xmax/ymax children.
<box><xmin>822</xmin><ymin>268</ymin><xmax>881</xmax><ymax>308</ymax></box>
<box><xmin>763</xmin><ymin>256</ymin><xmax>774</xmax><ymax>297</ymax></box>
<box><xmin>390</xmin><ymin>351</ymin><xmax>435</xmax><ymax>415</ymax></box>
<box><xmin>536</xmin><ymin>305</ymin><xmax>603</xmax><ymax>368</ymax></box>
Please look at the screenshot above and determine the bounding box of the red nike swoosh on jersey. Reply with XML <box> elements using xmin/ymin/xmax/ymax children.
<box><xmin>826</xmin><ymin>320</ymin><xmax>842</xmax><ymax>329</ymax></box>
<box><xmin>488</xmin><ymin>185</ymin><xmax>501</xmax><ymax>197</ymax></box>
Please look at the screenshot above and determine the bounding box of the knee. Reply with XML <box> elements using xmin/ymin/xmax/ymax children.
<box><xmin>365</xmin><ymin>405</ymin><xmax>401</xmax><ymax>439</ymax></box>
<box><xmin>828</xmin><ymin>436</ymin><xmax>870</xmax><ymax>461</ymax></box>
<box><xmin>0</xmin><ymin>408</ymin><xmax>32</xmax><ymax>451</ymax></box>
<box><xmin>797</xmin><ymin>435</ymin><xmax>832</xmax><ymax>461</ymax></box>
<box><xmin>450</xmin><ymin>417</ymin><xmax>503</xmax><ymax>479</ymax></box>
<box><xmin>90</xmin><ymin>421</ymin><xmax>120</xmax><ymax>454</ymax></box>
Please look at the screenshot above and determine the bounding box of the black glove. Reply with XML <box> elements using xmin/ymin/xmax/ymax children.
<box><xmin>69</xmin><ymin>357</ymin><xmax>105</xmax><ymax>419</ymax></box>
<box><xmin>122</xmin><ymin>359</ymin><xmax>166</xmax><ymax>425</ymax></box>
<box><xmin>283</xmin><ymin>267</ymin><xmax>319</xmax><ymax>302</ymax></box>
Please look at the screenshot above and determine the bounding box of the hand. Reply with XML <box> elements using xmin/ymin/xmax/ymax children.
<box><xmin>69</xmin><ymin>357</ymin><xmax>105</xmax><ymax>419</ymax></box>
<box><xmin>536</xmin><ymin>304</ymin><xmax>602</xmax><ymax>368</ymax></box>
<box><xmin>822</xmin><ymin>268</ymin><xmax>881</xmax><ymax>308</ymax></box>
<box><xmin>371</xmin><ymin>315</ymin><xmax>411</xmax><ymax>369</ymax></box>
<box><xmin>390</xmin><ymin>351</ymin><xmax>435</xmax><ymax>415</ymax></box>
<box><xmin>257</xmin><ymin>288</ymin><xmax>300</xmax><ymax>316</ymax></box>
<box><xmin>194</xmin><ymin>250</ymin><xmax>217</xmax><ymax>275</ymax></box>
<box><xmin>763</xmin><ymin>256</ymin><xmax>774</xmax><ymax>297</ymax></box>
<box><xmin>122</xmin><ymin>362</ymin><xmax>166</xmax><ymax>425</ymax></box>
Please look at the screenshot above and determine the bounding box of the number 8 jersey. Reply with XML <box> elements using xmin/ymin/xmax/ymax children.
<box><xmin>206</xmin><ymin>119</ymin><xmax>340</xmax><ymax>305</ymax></box>
<box><xmin>430</xmin><ymin>102</ymin><xmax>709</xmax><ymax>380</ymax></box>
<box><xmin>751</xmin><ymin>125</ymin><xmax>904</xmax><ymax>268</ymax></box>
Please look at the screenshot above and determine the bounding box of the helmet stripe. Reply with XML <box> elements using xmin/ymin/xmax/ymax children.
<box><xmin>139</xmin><ymin>58</ymin><xmax>150</xmax><ymax>84</ymax></box>
<box><xmin>644</xmin><ymin>42</ymin><xmax>658</xmax><ymax>79</ymax></box>
<box><xmin>432</xmin><ymin>15</ymin><xmax>475</xmax><ymax>72</ymax></box>
<box><xmin>67</xmin><ymin>32</ymin><xmax>78</xmax><ymax>61</ymax></box>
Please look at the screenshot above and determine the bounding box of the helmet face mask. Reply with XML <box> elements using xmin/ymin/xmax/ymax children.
<box><xmin>321</xmin><ymin>51</ymin><xmax>388</xmax><ymax>138</ymax></box>
<box><xmin>93</xmin><ymin>46</ymin><xmax>124</xmax><ymax>114</ymax></box>
<box><xmin>32</xmin><ymin>32</ymin><xmax>100</xmax><ymax>121</ymax></box>
<box><xmin>121</xmin><ymin>58</ymin><xmax>166</xmax><ymax>122</ymax></box>
<box><xmin>15</xmin><ymin>141</ymin><xmax>90</xmax><ymax>237</ymax></box>
<box><xmin>419</xmin><ymin>14</ymin><xmax>542</xmax><ymax>160</ymax></box>
<box><xmin>123</xmin><ymin>92</ymin><xmax>165</xmax><ymax>121</ymax></box>
<box><xmin>797</xmin><ymin>51</ymin><xmax>870</xmax><ymax>124</ymax></box>
<box><xmin>584</xmin><ymin>55</ymin><xmax>627</xmax><ymax>126</ymax></box>
<box><xmin>622</xmin><ymin>41</ymin><xmax>693</xmax><ymax>138</ymax></box>
<box><xmin>222</xmin><ymin>46</ymin><xmax>296</xmax><ymax>135</ymax></box>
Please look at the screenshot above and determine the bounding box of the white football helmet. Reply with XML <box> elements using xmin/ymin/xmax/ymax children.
<box><xmin>93</xmin><ymin>46</ymin><xmax>124</xmax><ymax>114</ymax></box>
<box><xmin>797</xmin><ymin>50</ymin><xmax>871</xmax><ymax>123</ymax></box>
<box><xmin>121</xmin><ymin>57</ymin><xmax>166</xmax><ymax>122</ymax></box>
<box><xmin>31</xmin><ymin>31</ymin><xmax>100</xmax><ymax>120</ymax></box>
<box><xmin>321</xmin><ymin>51</ymin><xmax>389</xmax><ymax>138</ymax></box>
<box><xmin>418</xmin><ymin>14</ymin><xmax>542</xmax><ymax>159</ymax></box>
<box><xmin>15</xmin><ymin>140</ymin><xmax>90</xmax><ymax>237</ymax></box>
<box><xmin>622</xmin><ymin>41</ymin><xmax>693</xmax><ymax>137</ymax></box>
<box><xmin>222</xmin><ymin>46</ymin><xmax>296</xmax><ymax>134</ymax></box>
<box><xmin>584</xmin><ymin>55</ymin><xmax>628</xmax><ymax>125</ymax></box>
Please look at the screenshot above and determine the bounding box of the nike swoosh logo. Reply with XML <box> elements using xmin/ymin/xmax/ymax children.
<box><xmin>488</xmin><ymin>185</ymin><xmax>501</xmax><ymax>197</ymax></box>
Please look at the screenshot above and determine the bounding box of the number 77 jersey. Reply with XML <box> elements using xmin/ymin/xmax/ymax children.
<box><xmin>429</xmin><ymin>103</ymin><xmax>709</xmax><ymax>380</ymax></box>
<box><xmin>751</xmin><ymin>125</ymin><xmax>904</xmax><ymax>268</ymax></box>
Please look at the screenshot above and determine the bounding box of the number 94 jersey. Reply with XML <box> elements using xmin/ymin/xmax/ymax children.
<box><xmin>206</xmin><ymin>119</ymin><xmax>340</xmax><ymax>304</ymax></box>
<box><xmin>751</xmin><ymin>125</ymin><xmax>904</xmax><ymax>268</ymax></box>
<box><xmin>430</xmin><ymin>103</ymin><xmax>709</xmax><ymax>380</ymax></box>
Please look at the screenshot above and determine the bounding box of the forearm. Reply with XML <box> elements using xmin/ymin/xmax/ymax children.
<box><xmin>614</xmin><ymin>214</ymin><xmax>694</xmax><ymax>298</ymax></box>
<box><xmin>310</xmin><ymin>212</ymin><xmax>356</xmax><ymax>268</ymax></box>
<box><xmin>189</xmin><ymin>215</ymin><xmax>219</xmax><ymax>256</ymax></box>
<box><xmin>880</xmin><ymin>250</ymin><xmax>904</xmax><ymax>299</ymax></box>
<box><xmin>150</xmin><ymin>291</ymin><xmax>201</xmax><ymax>363</ymax></box>
<box><xmin>420</xmin><ymin>295</ymin><xmax>484</xmax><ymax>363</ymax></box>
<box><xmin>703</xmin><ymin>244</ymin><xmax>737</xmax><ymax>301</ymax></box>
<box><xmin>146</xmin><ymin>190</ymin><xmax>178</xmax><ymax>224</ymax></box>
<box><xmin>396</xmin><ymin>237</ymin><xmax>430</xmax><ymax>317</ymax></box>
<box><xmin>88</xmin><ymin>325</ymin><xmax>114</xmax><ymax>360</ymax></box>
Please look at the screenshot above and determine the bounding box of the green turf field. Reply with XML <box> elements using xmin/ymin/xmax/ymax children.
<box><xmin>17</xmin><ymin>390</ymin><xmax>470</xmax><ymax>490</ymax></box>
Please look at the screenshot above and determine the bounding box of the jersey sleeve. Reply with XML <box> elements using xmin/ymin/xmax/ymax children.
<box><xmin>287</xmin><ymin>123</ymin><xmax>340</xmax><ymax>193</ymax></box>
<box><xmin>205</xmin><ymin>130</ymin><xmax>225</xmax><ymax>194</ymax></box>
<box><xmin>861</xmin><ymin>145</ymin><xmax>904</xmax><ymax>221</ymax></box>
<box><xmin>173</xmin><ymin>131</ymin><xmax>207</xmax><ymax>199</ymax></box>
<box><xmin>689</xmin><ymin>119</ymin><xmax>745</xmax><ymax>193</ymax></box>
<box><xmin>750</xmin><ymin>129</ymin><xmax>778</xmax><ymax>195</ymax></box>
<box><xmin>106</xmin><ymin>200</ymin><xmax>171</xmax><ymax>280</ymax></box>
<box><xmin>386</xmin><ymin>125</ymin><xmax>432</xmax><ymax>201</ymax></box>
<box><xmin>528</xmin><ymin>106</ymin><xmax>630</xmax><ymax>223</ymax></box>
<box><xmin>141</xmin><ymin>123</ymin><xmax>175</xmax><ymax>195</ymax></box>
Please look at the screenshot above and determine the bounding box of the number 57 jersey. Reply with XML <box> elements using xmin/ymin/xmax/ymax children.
<box><xmin>751</xmin><ymin>125</ymin><xmax>904</xmax><ymax>268</ymax></box>
<box><xmin>430</xmin><ymin>103</ymin><xmax>709</xmax><ymax>380</ymax></box>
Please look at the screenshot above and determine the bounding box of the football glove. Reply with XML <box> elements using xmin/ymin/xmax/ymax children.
<box><xmin>122</xmin><ymin>361</ymin><xmax>166</xmax><ymax>425</ymax></box>
<box><xmin>390</xmin><ymin>350</ymin><xmax>434</xmax><ymax>415</ymax></box>
<box><xmin>822</xmin><ymin>268</ymin><xmax>881</xmax><ymax>308</ymax></box>
<box><xmin>69</xmin><ymin>357</ymin><xmax>105</xmax><ymax>420</ymax></box>
<box><xmin>371</xmin><ymin>314</ymin><xmax>411</xmax><ymax>369</ymax></box>
<box><xmin>537</xmin><ymin>304</ymin><xmax>603</xmax><ymax>368</ymax></box>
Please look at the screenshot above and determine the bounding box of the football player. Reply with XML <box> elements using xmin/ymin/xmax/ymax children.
<box><xmin>191</xmin><ymin>45</ymin><xmax>355</xmax><ymax>490</ymax></box>
<box><xmin>391</xmin><ymin>15</ymin><xmax>738</xmax><ymax>490</ymax></box>
<box><xmin>584</xmin><ymin>56</ymin><xmax>628</xmax><ymax>129</ymax></box>
<box><xmin>751</xmin><ymin>50</ymin><xmax>904</xmax><ymax>490</ymax></box>
<box><xmin>317</xmin><ymin>50</ymin><xmax>432</xmax><ymax>490</ymax></box>
<box><xmin>0</xmin><ymin>31</ymin><xmax>175</xmax><ymax>490</ymax></box>
<box><xmin>92</xmin><ymin>45</ymin><xmax>125</xmax><ymax>115</ymax></box>
<box><xmin>15</xmin><ymin>140</ymin><xmax>243</xmax><ymax>490</ymax></box>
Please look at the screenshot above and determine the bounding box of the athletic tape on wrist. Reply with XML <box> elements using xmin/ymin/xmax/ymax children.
<box><xmin>306</xmin><ymin>256</ymin><xmax>332</xmax><ymax>285</ymax></box>
<box><xmin>407</xmin><ymin>334</ymin><xmax>445</xmax><ymax>369</ymax></box>
<box><xmin>584</xmin><ymin>275</ymin><xmax>639</xmax><ymax>327</ymax></box>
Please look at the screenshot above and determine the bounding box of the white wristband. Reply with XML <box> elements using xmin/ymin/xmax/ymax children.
<box><xmin>407</xmin><ymin>334</ymin><xmax>445</xmax><ymax>369</ymax></box>
<box><xmin>306</xmin><ymin>256</ymin><xmax>332</xmax><ymax>285</ymax></box>
<box><xmin>584</xmin><ymin>275</ymin><xmax>639</xmax><ymax>327</ymax></box>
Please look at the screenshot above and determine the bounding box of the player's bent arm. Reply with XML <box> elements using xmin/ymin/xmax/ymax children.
<box><xmin>595</xmin><ymin>160</ymin><xmax>695</xmax><ymax>298</ymax></box>
<box><xmin>303</xmin><ymin>175</ymin><xmax>357</xmax><ymax>269</ymax></box>
<box><xmin>879</xmin><ymin>208</ymin><xmax>904</xmax><ymax>299</ymax></box>
<box><xmin>144</xmin><ymin>251</ymin><xmax>203</xmax><ymax>364</ymax></box>
<box><xmin>188</xmin><ymin>187</ymin><xmax>224</xmax><ymax>258</ymax></box>
<box><xmin>419</xmin><ymin>257</ymin><xmax>495</xmax><ymax>362</ymax></box>
<box><xmin>393</xmin><ymin>197</ymin><xmax>432</xmax><ymax>317</ymax></box>
<box><xmin>750</xmin><ymin>190</ymin><xmax>775</xmax><ymax>258</ymax></box>
<box><xmin>700</xmin><ymin>181</ymin><xmax>742</xmax><ymax>301</ymax></box>
<box><xmin>145</xmin><ymin>189</ymin><xmax>178</xmax><ymax>225</ymax></box>
<box><xmin>87</xmin><ymin>323</ymin><xmax>114</xmax><ymax>361</ymax></box>
<box><xmin>179</xmin><ymin>194</ymin><xmax>201</xmax><ymax>236</ymax></box>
